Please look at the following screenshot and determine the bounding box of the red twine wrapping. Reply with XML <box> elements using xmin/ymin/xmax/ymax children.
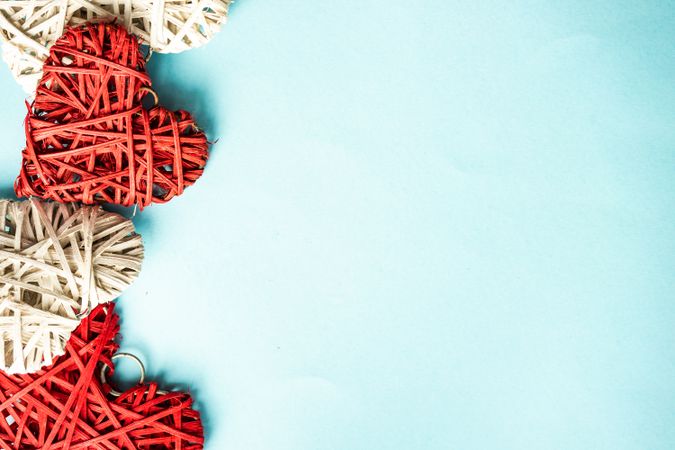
<box><xmin>0</xmin><ymin>304</ymin><xmax>204</xmax><ymax>449</ymax></box>
<box><xmin>15</xmin><ymin>23</ymin><xmax>209</xmax><ymax>208</ymax></box>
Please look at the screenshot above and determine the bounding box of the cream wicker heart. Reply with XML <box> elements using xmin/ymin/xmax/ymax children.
<box><xmin>0</xmin><ymin>198</ymin><xmax>143</xmax><ymax>373</ymax></box>
<box><xmin>0</xmin><ymin>0</ymin><xmax>232</xmax><ymax>93</ymax></box>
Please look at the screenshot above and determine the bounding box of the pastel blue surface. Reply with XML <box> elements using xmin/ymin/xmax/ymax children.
<box><xmin>0</xmin><ymin>1</ymin><xmax>674</xmax><ymax>449</ymax></box>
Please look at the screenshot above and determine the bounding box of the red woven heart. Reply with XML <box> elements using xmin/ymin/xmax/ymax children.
<box><xmin>15</xmin><ymin>23</ymin><xmax>209</xmax><ymax>208</ymax></box>
<box><xmin>0</xmin><ymin>304</ymin><xmax>204</xmax><ymax>449</ymax></box>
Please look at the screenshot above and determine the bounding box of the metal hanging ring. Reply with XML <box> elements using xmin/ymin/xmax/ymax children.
<box><xmin>139</xmin><ymin>86</ymin><xmax>159</xmax><ymax>107</ymax></box>
<box><xmin>100</xmin><ymin>353</ymin><xmax>146</xmax><ymax>397</ymax></box>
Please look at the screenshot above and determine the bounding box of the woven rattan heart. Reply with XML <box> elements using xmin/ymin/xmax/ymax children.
<box><xmin>15</xmin><ymin>22</ymin><xmax>209</xmax><ymax>208</ymax></box>
<box><xmin>0</xmin><ymin>304</ymin><xmax>204</xmax><ymax>449</ymax></box>
<box><xmin>0</xmin><ymin>198</ymin><xmax>143</xmax><ymax>374</ymax></box>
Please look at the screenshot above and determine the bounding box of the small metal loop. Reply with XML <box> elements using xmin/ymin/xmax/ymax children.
<box><xmin>100</xmin><ymin>353</ymin><xmax>146</xmax><ymax>397</ymax></box>
<box><xmin>139</xmin><ymin>87</ymin><xmax>159</xmax><ymax>107</ymax></box>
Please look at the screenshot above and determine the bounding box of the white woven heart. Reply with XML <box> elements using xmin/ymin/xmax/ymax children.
<box><xmin>0</xmin><ymin>198</ymin><xmax>143</xmax><ymax>373</ymax></box>
<box><xmin>0</xmin><ymin>298</ymin><xmax>79</xmax><ymax>374</ymax></box>
<box><xmin>0</xmin><ymin>0</ymin><xmax>232</xmax><ymax>93</ymax></box>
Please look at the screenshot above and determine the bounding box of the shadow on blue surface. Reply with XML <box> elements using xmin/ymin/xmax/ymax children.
<box><xmin>114</xmin><ymin>298</ymin><xmax>216</xmax><ymax>436</ymax></box>
<box><xmin>0</xmin><ymin>183</ymin><xmax>17</xmax><ymax>200</ymax></box>
<box><xmin>146</xmin><ymin>55</ymin><xmax>222</xmax><ymax>140</ymax></box>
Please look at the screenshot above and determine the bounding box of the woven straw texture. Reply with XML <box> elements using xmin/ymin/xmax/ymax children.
<box><xmin>0</xmin><ymin>304</ymin><xmax>204</xmax><ymax>449</ymax></box>
<box><xmin>0</xmin><ymin>198</ymin><xmax>143</xmax><ymax>374</ymax></box>
<box><xmin>15</xmin><ymin>22</ymin><xmax>209</xmax><ymax>208</ymax></box>
<box><xmin>0</xmin><ymin>0</ymin><xmax>232</xmax><ymax>92</ymax></box>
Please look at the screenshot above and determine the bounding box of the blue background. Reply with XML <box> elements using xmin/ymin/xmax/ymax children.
<box><xmin>1</xmin><ymin>1</ymin><xmax>674</xmax><ymax>449</ymax></box>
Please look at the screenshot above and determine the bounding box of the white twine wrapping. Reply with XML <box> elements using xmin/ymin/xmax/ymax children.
<box><xmin>0</xmin><ymin>198</ymin><xmax>143</xmax><ymax>373</ymax></box>
<box><xmin>0</xmin><ymin>0</ymin><xmax>232</xmax><ymax>92</ymax></box>
<box><xmin>0</xmin><ymin>299</ymin><xmax>79</xmax><ymax>374</ymax></box>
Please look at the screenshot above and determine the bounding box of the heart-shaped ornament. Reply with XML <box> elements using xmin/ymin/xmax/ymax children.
<box><xmin>0</xmin><ymin>304</ymin><xmax>205</xmax><ymax>449</ymax></box>
<box><xmin>0</xmin><ymin>0</ymin><xmax>232</xmax><ymax>93</ymax></box>
<box><xmin>0</xmin><ymin>198</ymin><xmax>143</xmax><ymax>374</ymax></box>
<box><xmin>15</xmin><ymin>22</ymin><xmax>210</xmax><ymax>208</ymax></box>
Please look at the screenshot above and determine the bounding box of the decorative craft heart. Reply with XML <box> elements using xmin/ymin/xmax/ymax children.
<box><xmin>0</xmin><ymin>304</ymin><xmax>204</xmax><ymax>449</ymax></box>
<box><xmin>0</xmin><ymin>0</ymin><xmax>232</xmax><ymax>93</ymax></box>
<box><xmin>0</xmin><ymin>198</ymin><xmax>143</xmax><ymax>374</ymax></box>
<box><xmin>15</xmin><ymin>22</ymin><xmax>210</xmax><ymax>208</ymax></box>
